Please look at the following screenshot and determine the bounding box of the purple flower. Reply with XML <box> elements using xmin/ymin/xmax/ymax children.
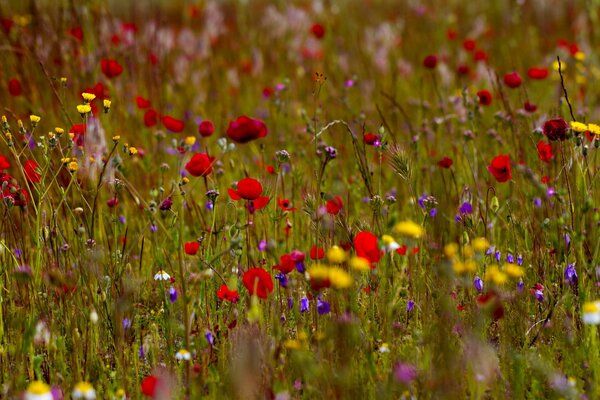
<box><xmin>517</xmin><ymin>279</ymin><xmax>524</xmax><ymax>293</ymax></box>
<box><xmin>317</xmin><ymin>299</ymin><xmax>330</xmax><ymax>315</ymax></box>
<box><xmin>51</xmin><ymin>385</ymin><xmax>64</xmax><ymax>400</ymax></box>
<box><xmin>169</xmin><ymin>287</ymin><xmax>178</xmax><ymax>303</ymax></box>
<box><xmin>122</xmin><ymin>318</ymin><xmax>132</xmax><ymax>330</ymax></box>
<box><xmin>150</xmin><ymin>223</ymin><xmax>158</xmax><ymax>233</ymax></box>
<box><xmin>258</xmin><ymin>240</ymin><xmax>267</xmax><ymax>251</ymax></box>
<box><xmin>205</xmin><ymin>200</ymin><xmax>214</xmax><ymax>210</ymax></box>
<box><xmin>533</xmin><ymin>197</ymin><xmax>542</xmax><ymax>208</ymax></box>
<box><xmin>517</xmin><ymin>254</ymin><xmax>523</xmax><ymax>266</ymax></box>
<box><xmin>406</xmin><ymin>301</ymin><xmax>415</xmax><ymax>312</ymax></box>
<box><xmin>564</xmin><ymin>233</ymin><xmax>571</xmax><ymax>246</ymax></box>
<box><xmin>287</xmin><ymin>297</ymin><xmax>293</xmax><ymax>310</ymax></box>
<box><xmin>14</xmin><ymin>248</ymin><xmax>21</xmax><ymax>260</ymax></box>
<box><xmin>345</xmin><ymin>79</ymin><xmax>355</xmax><ymax>87</ymax></box>
<box><xmin>275</xmin><ymin>272</ymin><xmax>288</xmax><ymax>288</ymax></box>
<box><xmin>119</xmin><ymin>215</ymin><xmax>126</xmax><ymax>224</ymax></box>
<box><xmin>495</xmin><ymin>250</ymin><xmax>501</xmax><ymax>262</ymax></box>
<box><xmin>205</xmin><ymin>331</ymin><xmax>214</xmax><ymax>346</ymax></box>
<box><xmin>506</xmin><ymin>253</ymin><xmax>514</xmax><ymax>264</ymax></box>
<box><xmin>486</xmin><ymin>246</ymin><xmax>495</xmax><ymax>256</ymax></box>
<box><xmin>300</xmin><ymin>297</ymin><xmax>309</xmax><ymax>313</ymax></box>
<box><xmin>139</xmin><ymin>345</ymin><xmax>145</xmax><ymax>359</ymax></box>
<box><xmin>473</xmin><ymin>277</ymin><xmax>483</xmax><ymax>293</ymax></box>
<box><xmin>564</xmin><ymin>263</ymin><xmax>577</xmax><ymax>285</ymax></box>
<box><xmin>547</xmin><ymin>187</ymin><xmax>556</xmax><ymax>198</ymax></box>
<box><xmin>429</xmin><ymin>208</ymin><xmax>437</xmax><ymax>217</ymax></box>
<box><xmin>534</xmin><ymin>289</ymin><xmax>544</xmax><ymax>302</ymax></box>
<box><xmin>159</xmin><ymin>196</ymin><xmax>173</xmax><ymax>211</ymax></box>
<box><xmin>393</xmin><ymin>362</ymin><xmax>417</xmax><ymax>384</ymax></box>
<box><xmin>459</xmin><ymin>202</ymin><xmax>473</xmax><ymax>215</ymax></box>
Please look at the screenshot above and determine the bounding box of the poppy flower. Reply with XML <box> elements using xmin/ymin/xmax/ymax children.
<box><xmin>161</xmin><ymin>116</ymin><xmax>185</xmax><ymax>132</ymax></box>
<box><xmin>100</xmin><ymin>58</ymin><xmax>123</xmax><ymax>79</ymax></box>
<box><xmin>8</xmin><ymin>78</ymin><xmax>21</xmax><ymax>96</ymax></box>
<box><xmin>144</xmin><ymin>109</ymin><xmax>158</xmax><ymax>127</ymax></box>
<box><xmin>198</xmin><ymin>120</ymin><xmax>215</xmax><ymax>137</ymax></box>
<box><xmin>476</xmin><ymin>90</ymin><xmax>492</xmax><ymax>106</ymax></box>
<box><xmin>1</xmin><ymin>18</ymin><xmax>13</xmax><ymax>35</ymax></box>
<box><xmin>310</xmin><ymin>245</ymin><xmax>325</xmax><ymax>260</ymax></box>
<box><xmin>524</xmin><ymin>101</ymin><xmax>537</xmax><ymax>113</ymax></box>
<box><xmin>68</xmin><ymin>26</ymin><xmax>83</xmax><ymax>42</ymax></box>
<box><xmin>543</xmin><ymin>118</ymin><xmax>568</xmax><ymax>141</ymax></box>
<box><xmin>527</xmin><ymin>67</ymin><xmax>548</xmax><ymax>80</ymax></box>
<box><xmin>135</xmin><ymin>96</ymin><xmax>151</xmax><ymax>109</ymax></box>
<box><xmin>185</xmin><ymin>153</ymin><xmax>215</xmax><ymax>177</ymax></box>
<box><xmin>354</xmin><ymin>231</ymin><xmax>382</xmax><ymax>265</ymax></box>
<box><xmin>473</xmin><ymin>49</ymin><xmax>488</xmax><ymax>62</ymax></box>
<box><xmin>423</xmin><ymin>54</ymin><xmax>438</xmax><ymax>69</ymax></box>
<box><xmin>141</xmin><ymin>375</ymin><xmax>160</xmax><ymax>397</ymax></box>
<box><xmin>277</xmin><ymin>197</ymin><xmax>297</xmax><ymax>212</ymax></box>
<box><xmin>363</xmin><ymin>132</ymin><xmax>380</xmax><ymax>145</ymax></box>
<box><xmin>242</xmin><ymin>267</ymin><xmax>273</xmax><ymax>299</ymax></box>
<box><xmin>326</xmin><ymin>195</ymin><xmax>343</xmax><ymax>215</ymax></box>
<box><xmin>24</xmin><ymin>160</ymin><xmax>41</xmax><ymax>183</ymax></box>
<box><xmin>537</xmin><ymin>141</ymin><xmax>553</xmax><ymax>163</ymax></box>
<box><xmin>310</xmin><ymin>23</ymin><xmax>325</xmax><ymax>39</ymax></box>
<box><xmin>457</xmin><ymin>64</ymin><xmax>470</xmax><ymax>76</ymax></box>
<box><xmin>226</xmin><ymin>115</ymin><xmax>268</xmax><ymax>143</ymax></box>
<box><xmin>503</xmin><ymin>72</ymin><xmax>522</xmax><ymax>88</ymax></box>
<box><xmin>273</xmin><ymin>253</ymin><xmax>295</xmax><ymax>274</ymax></box>
<box><xmin>217</xmin><ymin>284</ymin><xmax>239</xmax><ymax>303</ymax></box>
<box><xmin>437</xmin><ymin>156</ymin><xmax>453</xmax><ymax>168</ymax></box>
<box><xmin>487</xmin><ymin>155</ymin><xmax>512</xmax><ymax>183</ymax></box>
<box><xmin>0</xmin><ymin>155</ymin><xmax>10</xmax><ymax>171</ymax></box>
<box><xmin>463</xmin><ymin>39</ymin><xmax>476</xmax><ymax>51</ymax></box>
<box><xmin>228</xmin><ymin>177</ymin><xmax>270</xmax><ymax>211</ymax></box>
<box><xmin>70</xmin><ymin>123</ymin><xmax>86</xmax><ymax>146</ymax></box>
<box><xmin>184</xmin><ymin>241</ymin><xmax>200</xmax><ymax>255</ymax></box>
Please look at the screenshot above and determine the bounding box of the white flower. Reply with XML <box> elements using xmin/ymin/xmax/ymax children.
<box><xmin>381</xmin><ymin>235</ymin><xmax>400</xmax><ymax>253</ymax></box>
<box><xmin>72</xmin><ymin>382</ymin><xmax>96</xmax><ymax>399</ymax></box>
<box><xmin>25</xmin><ymin>381</ymin><xmax>53</xmax><ymax>400</ymax></box>
<box><xmin>175</xmin><ymin>349</ymin><xmax>191</xmax><ymax>361</ymax></box>
<box><xmin>583</xmin><ymin>301</ymin><xmax>600</xmax><ymax>325</ymax></box>
<box><xmin>90</xmin><ymin>309</ymin><xmax>99</xmax><ymax>324</ymax></box>
<box><xmin>378</xmin><ymin>343</ymin><xmax>390</xmax><ymax>353</ymax></box>
<box><xmin>154</xmin><ymin>270</ymin><xmax>171</xmax><ymax>281</ymax></box>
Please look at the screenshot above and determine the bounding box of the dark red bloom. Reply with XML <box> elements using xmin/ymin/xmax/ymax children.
<box><xmin>537</xmin><ymin>141</ymin><xmax>553</xmax><ymax>163</ymax></box>
<box><xmin>457</xmin><ymin>64</ymin><xmax>470</xmax><ymax>76</ymax></box>
<box><xmin>100</xmin><ymin>58</ymin><xmax>123</xmax><ymax>79</ymax></box>
<box><xmin>310</xmin><ymin>245</ymin><xmax>325</xmax><ymax>260</ymax></box>
<box><xmin>198</xmin><ymin>120</ymin><xmax>215</xmax><ymax>137</ymax></box>
<box><xmin>228</xmin><ymin>177</ymin><xmax>262</xmax><ymax>200</ymax></box>
<box><xmin>141</xmin><ymin>376</ymin><xmax>159</xmax><ymax>397</ymax></box>
<box><xmin>423</xmin><ymin>54</ymin><xmax>438</xmax><ymax>69</ymax></box>
<box><xmin>310</xmin><ymin>23</ymin><xmax>325</xmax><ymax>39</ymax></box>
<box><xmin>363</xmin><ymin>132</ymin><xmax>379</xmax><ymax>145</ymax></box>
<box><xmin>503</xmin><ymin>72</ymin><xmax>522</xmax><ymax>88</ymax></box>
<box><xmin>8</xmin><ymin>78</ymin><xmax>21</xmax><ymax>96</ymax></box>
<box><xmin>477</xmin><ymin>89</ymin><xmax>492</xmax><ymax>106</ymax></box>
<box><xmin>277</xmin><ymin>197</ymin><xmax>297</xmax><ymax>212</ymax></box>
<box><xmin>68</xmin><ymin>26</ymin><xmax>83</xmax><ymax>42</ymax></box>
<box><xmin>326</xmin><ymin>195</ymin><xmax>343</xmax><ymax>215</ymax></box>
<box><xmin>144</xmin><ymin>109</ymin><xmax>158</xmax><ymax>127</ymax></box>
<box><xmin>217</xmin><ymin>284</ymin><xmax>239</xmax><ymax>303</ymax></box>
<box><xmin>543</xmin><ymin>118</ymin><xmax>568</xmax><ymax>141</ymax></box>
<box><xmin>541</xmin><ymin>175</ymin><xmax>551</xmax><ymax>185</ymax></box>
<box><xmin>524</xmin><ymin>101</ymin><xmax>537</xmax><ymax>113</ymax></box>
<box><xmin>463</xmin><ymin>39</ymin><xmax>476</xmax><ymax>51</ymax></box>
<box><xmin>1</xmin><ymin>18</ymin><xmax>14</xmax><ymax>35</ymax></box>
<box><xmin>0</xmin><ymin>156</ymin><xmax>10</xmax><ymax>170</ymax></box>
<box><xmin>24</xmin><ymin>160</ymin><xmax>41</xmax><ymax>183</ymax></box>
<box><xmin>107</xmin><ymin>197</ymin><xmax>119</xmax><ymax>208</ymax></box>
<box><xmin>226</xmin><ymin>116</ymin><xmax>267</xmax><ymax>143</ymax></box>
<box><xmin>473</xmin><ymin>49</ymin><xmax>488</xmax><ymax>62</ymax></box>
<box><xmin>527</xmin><ymin>67</ymin><xmax>548</xmax><ymax>80</ymax></box>
<box><xmin>161</xmin><ymin>116</ymin><xmax>185</xmax><ymax>133</ymax></box>
<box><xmin>437</xmin><ymin>156</ymin><xmax>453</xmax><ymax>168</ymax></box>
<box><xmin>273</xmin><ymin>254</ymin><xmax>295</xmax><ymax>274</ymax></box>
<box><xmin>354</xmin><ymin>231</ymin><xmax>382</xmax><ymax>265</ymax></box>
<box><xmin>69</xmin><ymin>123</ymin><xmax>86</xmax><ymax>147</ymax></box>
<box><xmin>487</xmin><ymin>155</ymin><xmax>512</xmax><ymax>183</ymax></box>
<box><xmin>135</xmin><ymin>96</ymin><xmax>151</xmax><ymax>109</ymax></box>
<box><xmin>242</xmin><ymin>267</ymin><xmax>273</xmax><ymax>299</ymax></box>
<box><xmin>184</xmin><ymin>241</ymin><xmax>200</xmax><ymax>255</ymax></box>
<box><xmin>185</xmin><ymin>153</ymin><xmax>215</xmax><ymax>177</ymax></box>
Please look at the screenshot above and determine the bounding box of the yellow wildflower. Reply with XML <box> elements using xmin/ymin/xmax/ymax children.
<box><xmin>588</xmin><ymin>123</ymin><xmax>600</xmax><ymax>135</ymax></box>
<box><xmin>393</xmin><ymin>220</ymin><xmax>423</xmax><ymax>239</ymax></box>
<box><xmin>81</xmin><ymin>92</ymin><xmax>96</xmax><ymax>102</ymax></box>
<box><xmin>77</xmin><ymin>104</ymin><xmax>92</xmax><ymax>115</ymax></box>
<box><xmin>54</xmin><ymin>127</ymin><xmax>64</xmax><ymax>134</ymax></box>
<box><xmin>485</xmin><ymin>265</ymin><xmax>507</xmax><ymax>285</ymax></box>
<box><xmin>327</xmin><ymin>246</ymin><xmax>347</xmax><ymax>264</ymax></box>
<box><xmin>575</xmin><ymin>51</ymin><xmax>586</xmax><ymax>61</ymax></box>
<box><xmin>349</xmin><ymin>256</ymin><xmax>371</xmax><ymax>272</ymax></box>
<box><xmin>471</xmin><ymin>237</ymin><xmax>489</xmax><ymax>252</ymax></box>
<box><xmin>30</xmin><ymin>115</ymin><xmax>41</xmax><ymax>124</ymax></box>
<box><xmin>128</xmin><ymin>146</ymin><xmax>138</xmax><ymax>156</ymax></box>
<box><xmin>504</xmin><ymin>263</ymin><xmax>524</xmax><ymax>278</ymax></box>
<box><xmin>444</xmin><ymin>243</ymin><xmax>458</xmax><ymax>259</ymax></box>
<box><xmin>329</xmin><ymin>267</ymin><xmax>353</xmax><ymax>289</ymax></box>
<box><xmin>68</xmin><ymin>161</ymin><xmax>79</xmax><ymax>172</ymax></box>
<box><xmin>570</xmin><ymin>121</ymin><xmax>588</xmax><ymax>133</ymax></box>
<box><xmin>184</xmin><ymin>136</ymin><xmax>196</xmax><ymax>146</ymax></box>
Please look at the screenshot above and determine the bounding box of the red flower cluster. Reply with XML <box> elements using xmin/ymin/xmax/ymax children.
<box><xmin>273</xmin><ymin>253</ymin><xmax>295</xmax><ymax>274</ymax></box>
<box><xmin>354</xmin><ymin>231</ymin><xmax>382</xmax><ymax>266</ymax></box>
<box><xmin>226</xmin><ymin>116</ymin><xmax>268</xmax><ymax>143</ymax></box>
<box><xmin>487</xmin><ymin>155</ymin><xmax>512</xmax><ymax>183</ymax></box>
<box><xmin>0</xmin><ymin>161</ymin><xmax>29</xmax><ymax>207</ymax></box>
<box><xmin>217</xmin><ymin>284</ymin><xmax>239</xmax><ymax>303</ymax></box>
<box><xmin>185</xmin><ymin>153</ymin><xmax>215</xmax><ymax>177</ymax></box>
<box><xmin>543</xmin><ymin>118</ymin><xmax>568</xmax><ymax>141</ymax></box>
<box><xmin>326</xmin><ymin>195</ymin><xmax>343</xmax><ymax>215</ymax></box>
<box><xmin>100</xmin><ymin>58</ymin><xmax>123</xmax><ymax>79</ymax></box>
<box><xmin>536</xmin><ymin>141</ymin><xmax>553</xmax><ymax>163</ymax></box>
<box><xmin>242</xmin><ymin>267</ymin><xmax>273</xmax><ymax>299</ymax></box>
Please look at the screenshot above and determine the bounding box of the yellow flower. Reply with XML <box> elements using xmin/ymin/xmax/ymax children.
<box><xmin>349</xmin><ymin>256</ymin><xmax>371</xmax><ymax>272</ymax></box>
<box><xmin>175</xmin><ymin>349</ymin><xmax>191</xmax><ymax>361</ymax></box>
<box><xmin>181</xmin><ymin>176</ymin><xmax>190</xmax><ymax>185</ymax></box>
<box><xmin>381</xmin><ymin>234</ymin><xmax>400</xmax><ymax>252</ymax></box>
<box><xmin>128</xmin><ymin>147</ymin><xmax>138</xmax><ymax>156</ymax></box>
<box><xmin>583</xmin><ymin>301</ymin><xmax>600</xmax><ymax>325</ymax></box>
<box><xmin>327</xmin><ymin>246</ymin><xmax>347</xmax><ymax>264</ymax></box>
<box><xmin>284</xmin><ymin>339</ymin><xmax>302</xmax><ymax>350</ymax></box>
<box><xmin>68</xmin><ymin>161</ymin><xmax>79</xmax><ymax>172</ymax></box>
<box><xmin>588</xmin><ymin>123</ymin><xmax>600</xmax><ymax>135</ymax></box>
<box><xmin>60</xmin><ymin>77</ymin><xmax>67</xmax><ymax>84</ymax></box>
<box><xmin>485</xmin><ymin>265</ymin><xmax>507</xmax><ymax>285</ymax></box>
<box><xmin>504</xmin><ymin>263</ymin><xmax>524</xmax><ymax>278</ymax></box>
<box><xmin>552</xmin><ymin>60</ymin><xmax>564</xmax><ymax>71</ymax></box>
<box><xmin>30</xmin><ymin>115</ymin><xmax>41</xmax><ymax>124</ymax></box>
<box><xmin>307</xmin><ymin>264</ymin><xmax>330</xmax><ymax>281</ymax></box>
<box><xmin>54</xmin><ymin>127</ymin><xmax>64</xmax><ymax>134</ymax></box>
<box><xmin>184</xmin><ymin>136</ymin><xmax>196</xmax><ymax>146</ymax></box>
<box><xmin>329</xmin><ymin>267</ymin><xmax>353</xmax><ymax>289</ymax></box>
<box><xmin>77</xmin><ymin>104</ymin><xmax>92</xmax><ymax>115</ymax></box>
<box><xmin>570</xmin><ymin>121</ymin><xmax>588</xmax><ymax>133</ymax></box>
<box><xmin>575</xmin><ymin>51</ymin><xmax>586</xmax><ymax>61</ymax></box>
<box><xmin>81</xmin><ymin>92</ymin><xmax>96</xmax><ymax>102</ymax></box>
<box><xmin>444</xmin><ymin>243</ymin><xmax>458</xmax><ymax>259</ymax></box>
<box><xmin>103</xmin><ymin>99</ymin><xmax>111</xmax><ymax>113</ymax></box>
<box><xmin>453</xmin><ymin>259</ymin><xmax>476</xmax><ymax>275</ymax></box>
<box><xmin>471</xmin><ymin>237</ymin><xmax>489</xmax><ymax>252</ymax></box>
<box><xmin>72</xmin><ymin>381</ymin><xmax>96</xmax><ymax>399</ymax></box>
<box><xmin>393</xmin><ymin>220</ymin><xmax>423</xmax><ymax>239</ymax></box>
<box><xmin>25</xmin><ymin>381</ymin><xmax>52</xmax><ymax>400</ymax></box>
<box><xmin>112</xmin><ymin>135</ymin><xmax>121</xmax><ymax>142</ymax></box>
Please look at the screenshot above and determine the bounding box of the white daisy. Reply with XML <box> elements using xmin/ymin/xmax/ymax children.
<box><xmin>154</xmin><ymin>270</ymin><xmax>171</xmax><ymax>281</ymax></box>
<box><xmin>24</xmin><ymin>381</ymin><xmax>53</xmax><ymax>400</ymax></box>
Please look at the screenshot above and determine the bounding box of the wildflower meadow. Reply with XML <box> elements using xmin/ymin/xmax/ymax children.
<box><xmin>2</xmin><ymin>0</ymin><xmax>600</xmax><ymax>398</ymax></box>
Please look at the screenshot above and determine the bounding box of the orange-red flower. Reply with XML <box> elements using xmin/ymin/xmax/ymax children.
<box><xmin>487</xmin><ymin>155</ymin><xmax>512</xmax><ymax>183</ymax></box>
<box><xmin>226</xmin><ymin>116</ymin><xmax>267</xmax><ymax>143</ymax></box>
<box><xmin>185</xmin><ymin>153</ymin><xmax>215</xmax><ymax>177</ymax></box>
<box><xmin>242</xmin><ymin>267</ymin><xmax>273</xmax><ymax>299</ymax></box>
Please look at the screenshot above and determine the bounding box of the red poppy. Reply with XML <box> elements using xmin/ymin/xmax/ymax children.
<box><xmin>161</xmin><ymin>116</ymin><xmax>185</xmax><ymax>133</ymax></box>
<box><xmin>184</xmin><ymin>241</ymin><xmax>200</xmax><ymax>255</ymax></box>
<box><xmin>68</xmin><ymin>26</ymin><xmax>83</xmax><ymax>42</ymax></box>
<box><xmin>1</xmin><ymin>18</ymin><xmax>14</xmax><ymax>35</ymax></box>
<box><xmin>527</xmin><ymin>67</ymin><xmax>548</xmax><ymax>80</ymax></box>
<box><xmin>111</xmin><ymin>34</ymin><xmax>121</xmax><ymax>46</ymax></box>
<box><xmin>107</xmin><ymin>197</ymin><xmax>119</xmax><ymax>208</ymax></box>
<box><xmin>524</xmin><ymin>101</ymin><xmax>537</xmax><ymax>113</ymax></box>
<box><xmin>437</xmin><ymin>156</ymin><xmax>453</xmax><ymax>168</ymax></box>
<box><xmin>185</xmin><ymin>153</ymin><xmax>215</xmax><ymax>177</ymax></box>
<box><xmin>217</xmin><ymin>284</ymin><xmax>239</xmax><ymax>303</ymax></box>
<box><xmin>144</xmin><ymin>109</ymin><xmax>158</xmax><ymax>127</ymax></box>
<box><xmin>141</xmin><ymin>375</ymin><xmax>159</xmax><ymax>397</ymax></box>
<box><xmin>273</xmin><ymin>253</ymin><xmax>295</xmax><ymax>274</ymax></box>
<box><xmin>8</xmin><ymin>78</ymin><xmax>21</xmax><ymax>96</ymax></box>
<box><xmin>24</xmin><ymin>160</ymin><xmax>41</xmax><ymax>183</ymax></box>
<box><xmin>487</xmin><ymin>155</ymin><xmax>512</xmax><ymax>183</ymax></box>
<box><xmin>586</xmin><ymin>130</ymin><xmax>595</xmax><ymax>143</ymax></box>
<box><xmin>473</xmin><ymin>49</ymin><xmax>488</xmax><ymax>62</ymax></box>
<box><xmin>135</xmin><ymin>96</ymin><xmax>151</xmax><ymax>109</ymax></box>
<box><xmin>354</xmin><ymin>231</ymin><xmax>382</xmax><ymax>265</ymax></box>
<box><xmin>326</xmin><ymin>195</ymin><xmax>343</xmax><ymax>215</ymax></box>
<box><xmin>476</xmin><ymin>89</ymin><xmax>492</xmax><ymax>106</ymax></box>
<box><xmin>0</xmin><ymin>155</ymin><xmax>10</xmax><ymax>170</ymax></box>
<box><xmin>503</xmin><ymin>72</ymin><xmax>522</xmax><ymax>88</ymax></box>
<box><xmin>265</xmin><ymin>165</ymin><xmax>275</xmax><ymax>175</ymax></box>
<box><xmin>198</xmin><ymin>120</ymin><xmax>215</xmax><ymax>137</ymax></box>
<box><xmin>457</xmin><ymin>65</ymin><xmax>470</xmax><ymax>76</ymax></box>
<box><xmin>310</xmin><ymin>245</ymin><xmax>325</xmax><ymax>260</ymax></box>
<box><xmin>543</xmin><ymin>118</ymin><xmax>568</xmax><ymax>141</ymax></box>
<box><xmin>242</xmin><ymin>267</ymin><xmax>273</xmax><ymax>299</ymax></box>
<box><xmin>463</xmin><ymin>39</ymin><xmax>476</xmax><ymax>51</ymax></box>
<box><xmin>423</xmin><ymin>54</ymin><xmax>438</xmax><ymax>69</ymax></box>
<box><xmin>363</xmin><ymin>132</ymin><xmax>379</xmax><ymax>145</ymax></box>
<box><xmin>536</xmin><ymin>141</ymin><xmax>553</xmax><ymax>163</ymax></box>
<box><xmin>100</xmin><ymin>58</ymin><xmax>123</xmax><ymax>79</ymax></box>
<box><xmin>541</xmin><ymin>175</ymin><xmax>551</xmax><ymax>185</ymax></box>
<box><xmin>69</xmin><ymin>123</ymin><xmax>86</xmax><ymax>147</ymax></box>
<box><xmin>148</xmin><ymin>52</ymin><xmax>158</xmax><ymax>65</ymax></box>
<box><xmin>226</xmin><ymin>115</ymin><xmax>268</xmax><ymax>143</ymax></box>
<box><xmin>446</xmin><ymin>29</ymin><xmax>457</xmax><ymax>40</ymax></box>
<box><xmin>228</xmin><ymin>177</ymin><xmax>263</xmax><ymax>200</ymax></box>
<box><xmin>310</xmin><ymin>23</ymin><xmax>326</xmax><ymax>39</ymax></box>
<box><xmin>277</xmin><ymin>197</ymin><xmax>297</xmax><ymax>212</ymax></box>
<box><xmin>396</xmin><ymin>244</ymin><xmax>408</xmax><ymax>255</ymax></box>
